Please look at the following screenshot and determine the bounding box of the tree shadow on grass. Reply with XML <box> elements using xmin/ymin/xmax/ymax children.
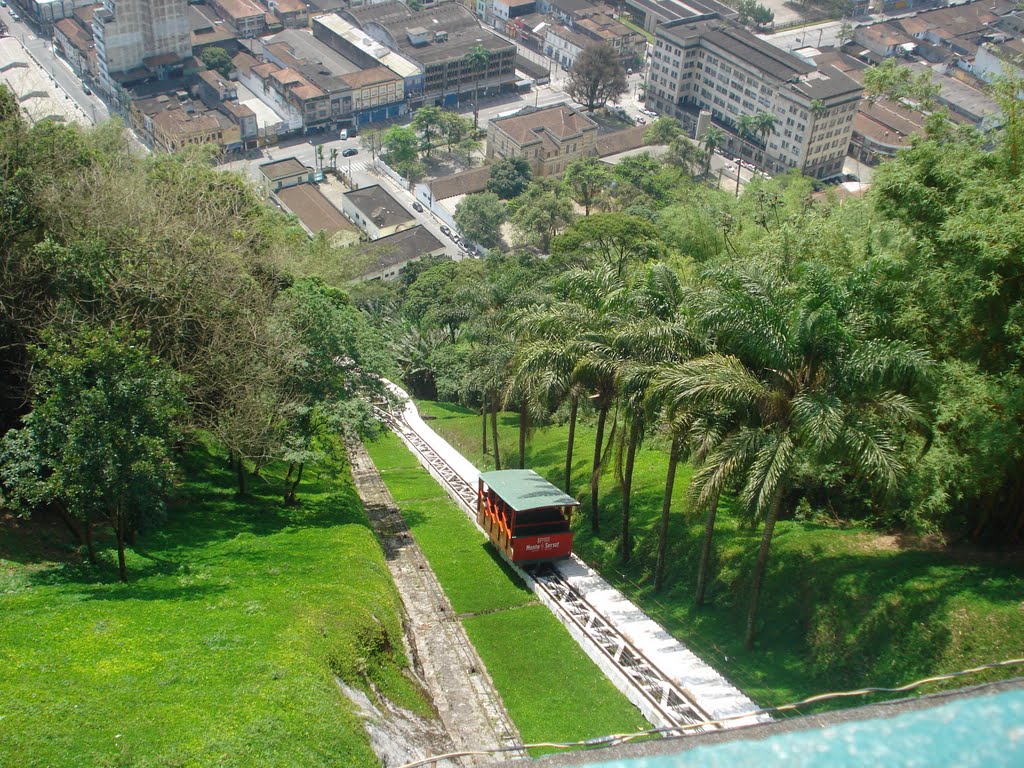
<box><xmin>13</xmin><ymin>444</ymin><xmax>371</xmax><ymax>591</ymax></box>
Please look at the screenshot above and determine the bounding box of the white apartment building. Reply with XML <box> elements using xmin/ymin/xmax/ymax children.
<box><xmin>93</xmin><ymin>0</ymin><xmax>190</xmax><ymax>94</ymax></box>
<box><xmin>646</xmin><ymin>14</ymin><xmax>863</xmax><ymax>179</ymax></box>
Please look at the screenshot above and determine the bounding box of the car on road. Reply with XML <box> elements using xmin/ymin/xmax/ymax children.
<box><xmin>440</xmin><ymin>224</ymin><xmax>451</xmax><ymax>236</ymax></box>
<box><xmin>11</xmin><ymin>11</ymin><xmax>19</xmax><ymax>19</ymax></box>
<box><xmin>1</xmin><ymin>2</ymin><xmax>8</xmax><ymax>8</ymax></box>
<box><xmin>635</xmin><ymin>116</ymin><xmax>646</xmax><ymax>125</ymax></box>
<box><xmin>451</xmin><ymin>235</ymin><xmax>461</xmax><ymax>245</ymax></box>
<box><xmin>412</xmin><ymin>201</ymin><xmax>424</xmax><ymax>212</ymax></box>
<box><xmin>83</xmin><ymin>86</ymin><xmax>92</xmax><ymax>95</ymax></box>
<box><xmin>342</xmin><ymin>148</ymin><xmax>358</xmax><ymax>157</ymax></box>
<box><xmin>640</xmin><ymin>108</ymin><xmax>658</xmax><ymax>118</ymax></box>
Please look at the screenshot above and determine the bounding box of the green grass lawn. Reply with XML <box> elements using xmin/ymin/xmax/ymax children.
<box><xmin>416</xmin><ymin>400</ymin><xmax>1024</xmax><ymax>709</ymax></box>
<box><xmin>0</xmin><ymin>442</ymin><xmax>425</xmax><ymax>768</ymax></box>
<box><xmin>365</xmin><ymin>432</ymin><xmax>647</xmax><ymax>747</ymax></box>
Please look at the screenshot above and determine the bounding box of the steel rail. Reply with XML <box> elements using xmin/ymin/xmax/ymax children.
<box><xmin>376</xmin><ymin>404</ymin><xmax>720</xmax><ymax>737</ymax></box>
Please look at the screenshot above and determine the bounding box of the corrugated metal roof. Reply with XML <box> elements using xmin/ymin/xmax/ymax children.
<box><xmin>479</xmin><ymin>470</ymin><xmax>579</xmax><ymax>512</ymax></box>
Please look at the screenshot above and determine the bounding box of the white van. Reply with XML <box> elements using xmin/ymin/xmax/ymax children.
<box><xmin>340</xmin><ymin>128</ymin><xmax>349</xmax><ymax>140</ymax></box>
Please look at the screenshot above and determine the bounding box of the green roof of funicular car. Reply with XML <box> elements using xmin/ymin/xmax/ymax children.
<box><xmin>478</xmin><ymin>470</ymin><xmax>580</xmax><ymax>512</ymax></box>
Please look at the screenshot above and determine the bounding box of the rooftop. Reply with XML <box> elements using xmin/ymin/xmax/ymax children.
<box><xmin>426</xmin><ymin>165</ymin><xmax>491</xmax><ymax>200</ymax></box>
<box><xmin>546</xmin><ymin>23</ymin><xmax>593</xmax><ymax>50</ymax></box>
<box><xmin>313</xmin><ymin>13</ymin><xmax>421</xmax><ymax>79</ymax></box>
<box><xmin>341</xmin><ymin>65</ymin><xmax>401</xmax><ymax>88</ymax></box>
<box><xmin>491</xmin><ymin>103</ymin><xmax>598</xmax><ymax>146</ymax></box>
<box><xmin>346</xmin><ymin>2</ymin><xmax>515</xmax><ymax>66</ymax></box>
<box><xmin>259</xmin><ymin>156</ymin><xmax>312</xmax><ymax>180</ymax></box>
<box><xmin>363</xmin><ymin>225</ymin><xmax>445</xmax><ymax>272</ymax></box>
<box><xmin>626</xmin><ymin>0</ymin><xmax>738</xmax><ymax>24</ymax></box>
<box><xmin>276</xmin><ymin>182</ymin><xmax>357</xmax><ymax>237</ymax></box>
<box><xmin>190</xmin><ymin>4</ymin><xmax>239</xmax><ymax>46</ymax></box>
<box><xmin>214</xmin><ymin>0</ymin><xmax>264</xmax><ymax>21</ymax></box>
<box><xmin>264</xmin><ymin>28</ymin><xmax>363</xmax><ymax>78</ymax></box>
<box><xmin>344</xmin><ymin>184</ymin><xmax>414</xmax><ymax>229</ymax></box>
<box><xmin>54</xmin><ymin>18</ymin><xmax>93</xmax><ymax>54</ymax></box>
<box><xmin>479</xmin><ymin>470</ymin><xmax>580</xmax><ymax>512</ymax></box>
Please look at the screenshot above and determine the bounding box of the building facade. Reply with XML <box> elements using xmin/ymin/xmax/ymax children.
<box><xmin>486</xmin><ymin>103</ymin><xmax>598</xmax><ymax>176</ymax></box>
<box><xmin>646</xmin><ymin>14</ymin><xmax>863</xmax><ymax>179</ymax></box>
<box><xmin>92</xmin><ymin>0</ymin><xmax>191</xmax><ymax>93</ymax></box>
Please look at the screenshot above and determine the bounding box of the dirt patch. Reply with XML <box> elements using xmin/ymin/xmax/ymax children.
<box><xmin>337</xmin><ymin>680</ymin><xmax>459</xmax><ymax>768</ymax></box>
<box><xmin>858</xmin><ymin>532</ymin><xmax>949</xmax><ymax>553</ymax></box>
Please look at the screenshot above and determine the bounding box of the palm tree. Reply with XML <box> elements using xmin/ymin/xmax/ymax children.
<box><xmin>701</xmin><ymin>125</ymin><xmax>726</xmax><ymax>178</ymax></box>
<box><xmin>612</xmin><ymin>264</ymin><xmax>693</xmax><ymax>562</ymax></box>
<box><xmin>666</xmin><ymin>267</ymin><xmax>931</xmax><ymax>649</ymax></box>
<box><xmin>734</xmin><ymin>114</ymin><xmax>758</xmax><ymax>196</ymax></box>
<box><xmin>465</xmin><ymin>44</ymin><xmax>491</xmax><ymax>131</ymax></box>
<box><xmin>753</xmin><ymin>111</ymin><xmax>776</xmax><ymax>167</ymax></box>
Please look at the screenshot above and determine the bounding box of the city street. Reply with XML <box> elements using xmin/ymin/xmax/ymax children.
<box><xmin>0</xmin><ymin>5</ymin><xmax>110</xmax><ymax>126</ymax></box>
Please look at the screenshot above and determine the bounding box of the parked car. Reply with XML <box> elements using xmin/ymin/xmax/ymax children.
<box><xmin>451</xmin><ymin>235</ymin><xmax>461</xmax><ymax>245</ymax></box>
<box><xmin>440</xmin><ymin>225</ymin><xmax>451</xmax><ymax>236</ymax></box>
<box><xmin>640</xmin><ymin>108</ymin><xmax>658</xmax><ymax>117</ymax></box>
<box><xmin>342</xmin><ymin>148</ymin><xmax>358</xmax><ymax>157</ymax></box>
<box><xmin>635</xmin><ymin>116</ymin><xmax>646</xmax><ymax>125</ymax></box>
<box><xmin>83</xmin><ymin>86</ymin><xmax>92</xmax><ymax>95</ymax></box>
<box><xmin>412</xmin><ymin>201</ymin><xmax>424</xmax><ymax>212</ymax></box>
<box><xmin>1</xmin><ymin>2</ymin><xmax>8</xmax><ymax>8</ymax></box>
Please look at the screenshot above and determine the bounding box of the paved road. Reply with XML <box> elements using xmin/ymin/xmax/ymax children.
<box><xmin>0</xmin><ymin>6</ymin><xmax>110</xmax><ymax>125</ymax></box>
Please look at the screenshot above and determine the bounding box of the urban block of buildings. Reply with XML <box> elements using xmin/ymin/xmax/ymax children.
<box><xmin>646</xmin><ymin>13</ymin><xmax>863</xmax><ymax>179</ymax></box>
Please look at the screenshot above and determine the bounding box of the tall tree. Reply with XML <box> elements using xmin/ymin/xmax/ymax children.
<box><xmin>0</xmin><ymin>326</ymin><xmax>184</xmax><ymax>582</ymax></box>
<box><xmin>644</xmin><ymin>116</ymin><xmax>684</xmax><ymax>146</ymax></box>
<box><xmin>664</xmin><ymin>267</ymin><xmax>931</xmax><ymax>648</ymax></box>
<box><xmin>465</xmin><ymin>44</ymin><xmax>492</xmax><ymax>130</ymax></box>
<box><xmin>454</xmin><ymin>192</ymin><xmax>507</xmax><ymax>249</ymax></box>
<box><xmin>360</xmin><ymin>127</ymin><xmax>385</xmax><ymax>165</ymax></box>
<box><xmin>382</xmin><ymin>125</ymin><xmax>419</xmax><ymax>166</ymax></box>
<box><xmin>566</xmin><ymin>43</ymin><xmax>628</xmax><ymax>112</ymax></box>
<box><xmin>563</xmin><ymin>156</ymin><xmax>612</xmax><ymax>215</ymax></box>
<box><xmin>701</xmin><ymin>125</ymin><xmax>726</xmax><ymax>177</ymax></box>
<box><xmin>509</xmin><ymin>182</ymin><xmax>575</xmax><ymax>252</ymax></box>
<box><xmin>412</xmin><ymin>105</ymin><xmax>445</xmax><ymax>157</ymax></box>
<box><xmin>200</xmin><ymin>46</ymin><xmax>233</xmax><ymax>78</ymax></box>
<box><xmin>486</xmin><ymin>157</ymin><xmax>533</xmax><ymax>199</ymax></box>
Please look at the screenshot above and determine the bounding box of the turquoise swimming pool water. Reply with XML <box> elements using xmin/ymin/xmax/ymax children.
<box><xmin>586</xmin><ymin>689</ymin><xmax>1024</xmax><ymax>767</ymax></box>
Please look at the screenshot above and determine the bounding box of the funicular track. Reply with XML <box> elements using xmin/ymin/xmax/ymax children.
<box><xmin>375</xmin><ymin>403</ymin><xmax>720</xmax><ymax>737</ymax></box>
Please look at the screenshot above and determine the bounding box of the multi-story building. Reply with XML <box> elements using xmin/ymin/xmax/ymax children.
<box><xmin>342</xmin><ymin>2</ymin><xmax>518</xmax><ymax>107</ymax></box>
<box><xmin>575</xmin><ymin>13</ymin><xmax>646</xmax><ymax>68</ymax></box>
<box><xmin>92</xmin><ymin>0</ymin><xmax>191</xmax><ymax>94</ymax></box>
<box><xmin>53</xmin><ymin>17</ymin><xmax>98</xmax><ymax>78</ymax></box>
<box><xmin>209</xmin><ymin>0</ymin><xmax>266</xmax><ymax>38</ymax></box>
<box><xmin>486</xmin><ymin>103</ymin><xmax>598</xmax><ymax>176</ymax></box>
<box><xmin>623</xmin><ymin>0</ymin><xmax>735</xmax><ymax>35</ymax></box>
<box><xmin>313</xmin><ymin>14</ymin><xmax>424</xmax><ymax>108</ymax></box>
<box><xmin>646</xmin><ymin>14</ymin><xmax>863</xmax><ymax>179</ymax></box>
<box><xmin>545</xmin><ymin>24</ymin><xmax>591</xmax><ymax>69</ymax></box>
<box><xmin>266</xmin><ymin>0</ymin><xmax>309</xmax><ymax>28</ymax></box>
<box><xmin>19</xmin><ymin>0</ymin><xmax>96</xmax><ymax>25</ymax></box>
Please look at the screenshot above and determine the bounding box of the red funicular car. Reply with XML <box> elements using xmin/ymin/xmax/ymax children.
<box><xmin>477</xmin><ymin>470</ymin><xmax>579</xmax><ymax>564</ymax></box>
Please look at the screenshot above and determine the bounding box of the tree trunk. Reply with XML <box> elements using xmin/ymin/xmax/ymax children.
<box><xmin>564</xmin><ymin>394</ymin><xmax>578</xmax><ymax>495</ymax></box>
<box><xmin>744</xmin><ymin>493</ymin><xmax>784</xmax><ymax>650</ymax></box>
<box><xmin>237</xmin><ymin>456</ymin><xmax>247</xmax><ymax>496</ymax></box>
<box><xmin>490</xmin><ymin>397</ymin><xmax>501</xmax><ymax>470</ymax></box>
<box><xmin>518</xmin><ymin>402</ymin><xmax>528</xmax><ymax>469</ymax></box>
<box><xmin>482</xmin><ymin>402</ymin><xmax>488</xmax><ymax>455</ymax></box>
<box><xmin>56</xmin><ymin>507</ymin><xmax>84</xmax><ymax>544</ymax></box>
<box><xmin>283</xmin><ymin>462</ymin><xmax>295</xmax><ymax>505</ymax></box>
<box><xmin>115</xmin><ymin>516</ymin><xmax>127</xmax><ymax>583</ymax></box>
<box><xmin>84</xmin><ymin>520</ymin><xmax>96</xmax><ymax>564</ymax></box>
<box><xmin>654</xmin><ymin>436</ymin><xmax>682</xmax><ymax>592</ymax></box>
<box><xmin>590</xmin><ymin>402</ymin><xmax>609</xmax><ymax>533</ymax></box>
<box><xmin>695</xmin><ymin>489</ymin><xmax>721</xmax><ymax>607</ymax></box>
<box><xmin>621</xmin><ymin>419</ymin><xmax>642</xmax><ymax>563</ymax></box>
